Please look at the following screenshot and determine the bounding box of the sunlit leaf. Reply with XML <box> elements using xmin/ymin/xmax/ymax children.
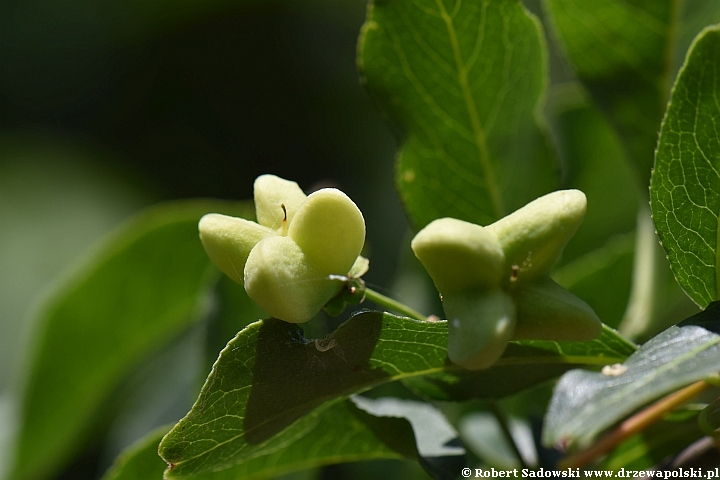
<box><xmin>651</xmin><ymin>25</ymin><xmax>720</xmax><ymax>308</ymax></box>
<box><xmin>159</xmin><ymin>313</ymin><xmax>633</xmax><ymax>477</ymax></box>
<box><xmin>359</xmin><ymin>0</ymin><xmax>557</xmax><ymax>228</ymax></box>
<box><xmin>109</xmin><ymin>397</ymin><xmax>421</xmax><ymax>480</ymax></box>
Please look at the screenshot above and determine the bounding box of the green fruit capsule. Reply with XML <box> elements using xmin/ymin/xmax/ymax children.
<box><xmin>488</xmin><ymin>190</ymin><xmax>586</xmax><ymax>285</ymax></box>
<box><xmin>444</xmin><ymin>289</ymin><xmax>516</xmax><ymax>370</ymax></box>
<box><xmin>244</xmin><ymin>236</ymin><xmax>341</xmax><ymax>323</ymax></box>
<box><xmin>289</xmin><ymin>188</ymin><xmax>365</xmax><ymax>276</ymax></box>
<box><xmin>511</xmin><ymin>277</ymin><xmax>601</xmax><ymax>341</ymax></box>
<box><xmin>411</xmin><ymin>218</ymin><xmax>505</xmax><ymax>294</ymax></box>
<box><xmin>199</xmin><ymin>174</ymin><xmax>367</xmax><ymax>323</ymax></box>
<box><xmin>198</xmin><ymin>213</ymin><xmax>270</xmax><ymax>285</ymax></box>
<box><xmin>253</xmin><ymin>174</ymin><xmax>308</xmax><ymax>233</ymax></box>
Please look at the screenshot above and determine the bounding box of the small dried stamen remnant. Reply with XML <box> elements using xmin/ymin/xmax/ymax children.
<box><xmin>281</xmin><ymin>203</ymin><xmax>287</xmax><ymax>222</ymax></box>
<box><xmin>601</xmin><ymin>363</ymin><xmax>627</xmax><ymax>376</ymax></box>
<box><xmin>315</xmin><ymin>337</ymin><xmax>338</xmax><ymax>352</ymax></box>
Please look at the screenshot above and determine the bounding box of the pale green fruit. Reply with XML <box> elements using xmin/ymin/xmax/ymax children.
<box><xmin>244</xmin><ymin>236</ymin><xmax>341</xmax><ymax>323</ymax></box>
<box><xmin>253</xmin><ymin>174</ymin><xmax>307</xmax><ymax>232</ymax></box>
<box><xmin>199</xmin><ymin>175</ymin><xmax>366</xmax><ymax>323</ymax></box>
<box><xmin>444</xmin><ymin>289</ymin><xmax>516</xmax><ymax>370</ymax></box>
<box><xmin>198</xmin><ymin>213</ymin><xmax>270</xmax><ymax>285</ymax></box>
<box><xmin>289</xmin><ymin>188</ymin><xmax>365</xmax><ymax>275</ymax></box>
<box><xmin>411</xmin><ymin>218</ymin><xmax>505</xmax><ymax>294</ymax></box>
<box><xmin>511</xmin><ymin>277</ymin><xmax>602</xmax><ymax>341</ymax></box>
<box><xmin>487</xmin><ymin>190</ymin><xmax>586</xmax><ymax>285</ymax></box>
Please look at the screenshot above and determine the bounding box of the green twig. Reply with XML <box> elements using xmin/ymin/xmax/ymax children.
<box><xmin>363</xmin><ymin>287</ymin><xmax>427</xmax><ymax>321</ymax></box>
<box><xmin>559</xmin><ymin>380</ymin><xmax>711</xmax><ymax>469</ymax></box>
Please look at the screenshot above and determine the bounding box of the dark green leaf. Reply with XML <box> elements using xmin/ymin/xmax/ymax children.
<box><xmin>10</xmin><ymin>200</ymin><xmax>253</xmax><ymax>480</ymax></box>
<box><xmin>404</xmin><ymin>325</ymin><xmax>635</xmax><ymax>401</ymax></box>
<box><xmin>359</xmin><ymin>0</ymin><xmax>557</xmax><ymax>228</ymax></box>
<box><xmin>543</xmin><ymin>321</ymin><xmax>720</xmax><ymax>450</ymax></box>
<box><xmin>651</xmin><ymin>25</ymin><xmax>720</xmax><ymax>308</ymax></box>
<box><xmin>547</xmin><ymin>93</ymin><xmax>639</xmax><ymax>263</ymax></box>
<box><xmin>552</xmin><ymin>234</ymin><xmax>635</xmax><ymax>330</ymax></box>
<box><xmin>101</xmin><ymin>425</ymin><xmax>170</xmax><ymax>480</ymax></box>
<box><xmin>544</xmin><ymin>86</ymin><xmax>637</xmax><ymax>330</ymax></box>
<box><xmin>543</xmin><ymin>0</ymin><xmax>673</xmax><ymax>181</ymax></box>
<box><xmin>699</xmin><ymin>397</ymin><xmax>720</xmax><ymax>435</ymax></box>
<box><xmin>159</xmin><ymin>313</ymin><xmax>633</xmax><ymax>477</ymax></box>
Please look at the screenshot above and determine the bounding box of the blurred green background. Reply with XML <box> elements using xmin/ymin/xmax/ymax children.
<box><xmin>4</xmin><ymin>0</ymin><xmax>683</xmax><ymax>478</ymax></box>
<box><xmin>0</xmin><ymin>0</ymin><xmax>416</xmax><ymax>478</ymax></box>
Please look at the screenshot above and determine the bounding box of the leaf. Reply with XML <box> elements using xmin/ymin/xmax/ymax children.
<box><xmin>116</xmin><ymin>398</ymin><xmax>419</xmax><ymax>480</ymax></box>
<box><xmin>543</xmin><ymin>312</ymin><xmax>720</xmax><ymax>450</ymax></box>
<box><xmin>101</xmin><ymin>425</ymin><xmax>170</xmax><ymax>480</ymax></box>
<box><xmin>543</xmin><ymin>88</ymin><xmax>637</xmax><ymax>329</ymax></box>
<box><xmin>10</xmin><ymin>200</ymin><xmax>253</xmax><ymax>480</ymax></box>
<box><xmin>547</xmin><ymin>92</ymin><xmax>639</xmax><ymax>263</ymax></box>
<box><xmin>0</xmin><ymin>148</ymin><xmax>147</xmax><ymax>392</ymax></box>
<box><xmin>404</xmin><ymin>325</ymin><xmax>636</xmax><ymax>401</ymax></box>
<box><xmin>351</xmin><ymin>396</ymin><xmax>463</xmax><ymax>458</ymax></box>
<box><xmin>159</xmin><ymin>313</ymin><xmax>633</xmax><ymax>477</ymax></box>
<box><xmin>541</xmin><ymin>0</ymin><xmax>670</xmax><ymax>181</ymax></box>
<box><xmin>459</xmin><ymin>412</ymin><xmax>535</xmax><ymax>469</ymax></box>
<box><xmin>352</xmin><ymin>396</ymin><xmax>466</xmax><ymax>480</ymax></box>
<box><xmin>359</xmin><ymin>0</ymin><xmax>557</xmax><ymax>228</ymax></box>
<box><xmin>699</xmin><ymin>396</ymin><xmax>720</xmax><ymax>435</ymax></box>
<box><xmin>552</xmin><ymin>234</ymin><xmax>635</xmax><ymax>329</ymax></box>
<box><xmin>651</xmin><ymin>25</ymin><xmax>720</xmax><ymax>308</ymax></box>
<box><xmin>0</xmin><ymin>393</ymin><xmax>15</xmax><ymax>479</ymax></box>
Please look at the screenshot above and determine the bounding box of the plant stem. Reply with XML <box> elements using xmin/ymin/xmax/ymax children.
<box><xmin>489</xmin><ymin>401</ymin><xmax>530</xmax><ymax>470</ymax></box>
<box><xmin>363</xmin><ymin>287</ymin><xmax>427</xmax><ymax>321</ymax></box>
<box><xmin>559</xmin><ymin>380</ymin><xmax>711</xmax><ymax>469</ymax></box>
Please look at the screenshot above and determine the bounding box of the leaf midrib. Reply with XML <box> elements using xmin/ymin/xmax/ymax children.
<box><xmin>435</xmin><ymin>0</ymin><xmax>504</xmax><ymax>219</ymax></box>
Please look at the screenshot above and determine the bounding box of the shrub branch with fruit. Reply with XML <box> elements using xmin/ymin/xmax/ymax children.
<box><xmin>7</xmin><ymin>2</ymin><xmax>720</xmax><ymax>480</ymax></box>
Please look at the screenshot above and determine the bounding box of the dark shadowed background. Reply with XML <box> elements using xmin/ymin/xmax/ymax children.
<box><xmin>0</xmin><ymin>1</ymin><xmax>421</xmax><ymax>478</ymax></box>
